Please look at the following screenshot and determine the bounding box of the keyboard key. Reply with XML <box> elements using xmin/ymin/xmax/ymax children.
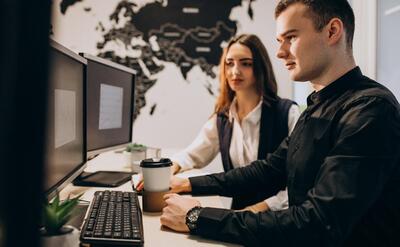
<box><xmin>123</xmin><ymin>231</ymin><xmax>131</xmax><ymax>239</ymax></box>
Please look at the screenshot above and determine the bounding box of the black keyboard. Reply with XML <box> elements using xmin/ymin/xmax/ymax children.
<box><xmin>80</xmin><ymin>190</ymin><xmax>144</xmax><ymax>246</ymax></box>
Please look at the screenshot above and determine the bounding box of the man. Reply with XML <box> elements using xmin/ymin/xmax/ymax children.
<box><xmin>160</xmin><ymin>0</ymin><xmax>400</xmax><ymax>246</ymax></box>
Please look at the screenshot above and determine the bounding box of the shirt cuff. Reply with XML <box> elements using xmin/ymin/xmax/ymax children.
<box><xmin>264</xmin><ymin>190</ymin><xmax>289</xmax><ymax>211</ymax></box>
<box><xmin>171</xmin><ymin>152</ymin><xmax>194</xmax><ymax>171</ymax></box>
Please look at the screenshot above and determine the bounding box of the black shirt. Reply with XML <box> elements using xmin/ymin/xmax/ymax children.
<box><xmin>189</xmin><ymin>67</ymin><xmax>400</xmax><ymax>246</ymax></box>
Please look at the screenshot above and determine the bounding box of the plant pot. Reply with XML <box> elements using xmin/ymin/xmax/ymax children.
<box><xmin>123</xmin><ymin>150</ymin><xmax>132</xmax><ymax>167</ymax></box>
<box><xmin>40</xmin><ymin>225</ymin><xmax>79</xmax><ymax>247</ymax></box>
<box><xmin>127</xmin><ymin>149</ymin><xmax>146</xmax><ymax>173</ymax></box>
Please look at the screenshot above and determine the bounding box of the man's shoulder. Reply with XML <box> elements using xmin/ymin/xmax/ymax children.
<box><xmin>344</xmin><ymin>77</ymin><xmax>399</xmax><ymax>111</ymax></box>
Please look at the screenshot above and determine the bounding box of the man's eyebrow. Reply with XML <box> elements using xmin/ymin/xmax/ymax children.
<box><xmin>277</xmin><ymin>29</ymin><xmax>298</xmax><ymax>40</ymax></box>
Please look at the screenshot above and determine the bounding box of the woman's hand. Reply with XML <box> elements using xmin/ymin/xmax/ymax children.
<box><xmin>171</xmin><ymin>162</ymin><xmax>181</xmax><ymax>175</ymax></box>
<box><xmin>170</xmin><ymin>176</ymin><xmax>192</xmax><ymax>193</ymax></box>
<box><xmin>238</xmin><ymin>201</ymin><xmax>269</xmax><ymax>213</ymax></box>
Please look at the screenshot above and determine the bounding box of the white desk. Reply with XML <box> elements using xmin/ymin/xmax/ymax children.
<box><xmin>60</xmin><ymin>150</ymin><xmax>241</xmax><ymax>247</ymax></box>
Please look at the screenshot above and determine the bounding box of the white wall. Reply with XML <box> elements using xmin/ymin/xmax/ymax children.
<box><xmin>351</xmin><ymin>0</ymin><xmax>399</xmax><ymax>100</ymax></box>
<box><xmin>376</xmin><ymin>0</ymin><xmax>400</xmax><ymax>101</ymax></box>
<box><xmin>51</xmin><ymin>0</ymin><xmax>294</xmax><ymax>150</ymax></box>
<box><xmin>352</xmin><ymin>0</ymin><xmax>377</xmax><ymax>79</ymax></box>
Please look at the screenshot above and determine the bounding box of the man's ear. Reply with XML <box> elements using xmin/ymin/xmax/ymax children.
<box><xmin>326</xmin><ymin>18</ymin><xmax>344</xmax><ymax>46</ymax></box>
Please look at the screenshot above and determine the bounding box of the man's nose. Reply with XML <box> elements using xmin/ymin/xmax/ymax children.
<box><xmin>276</xmin><ymin>43</ymin><xmax>288</xmax><ymax>59</ymax></box>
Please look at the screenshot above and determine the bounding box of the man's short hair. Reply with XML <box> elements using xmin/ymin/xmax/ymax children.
<box><xmin>275</xmin><ymin>0</ymin><xmax>355</xmax><ymax>49</ymax></box>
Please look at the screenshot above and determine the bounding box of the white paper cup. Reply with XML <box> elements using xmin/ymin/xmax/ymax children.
<box><xmin>140</xmin><ymin>158</ymin><xmax>172</xmax><ymax>192</ymax></box>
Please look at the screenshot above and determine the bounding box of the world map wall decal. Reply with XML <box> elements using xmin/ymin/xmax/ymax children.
<box><xmin>56</xmin><ymin>0</ymin><xmax>256</xmax><ymax>121</ymax></box>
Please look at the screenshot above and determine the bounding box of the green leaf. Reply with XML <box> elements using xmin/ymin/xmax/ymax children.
<box><xmin>126</xmin><ymin>143</ymin><xmax>146</xmax><ymax>152</ymax></box>
<box><xmin>42</xmin><ymin>193</ymin><xmax>82</xmax><ymax>234</ymax></box>
<box><xmin>57</xmin><ymin>198</ymin><xmax>79</xmax><ymax>221</ymax></box>
<box><xmin>51</xmin><ymin>193</ymin><xmax>60</xmax><ymax>210</ymax></box>
<box><xmin>43</xmin><ymin>207</ymin><xmax>60</xmax><ymax>234</ymax></box>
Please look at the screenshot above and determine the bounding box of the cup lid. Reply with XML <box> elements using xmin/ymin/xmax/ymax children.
<box><xmin>140</xmin><ymin>158</ymin><xmax>172</xmax><ymax>168</ymax></box>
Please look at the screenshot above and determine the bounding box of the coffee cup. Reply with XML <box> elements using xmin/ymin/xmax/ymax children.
<box><xmin>140</xmin><ymin>158</ymin><xmax>172</xmax><ymax>212</ymax></box>
<box><xmin>140</xmin><ymin>158</ymin><xmax>172</xmax><ymax>192</ymax></box>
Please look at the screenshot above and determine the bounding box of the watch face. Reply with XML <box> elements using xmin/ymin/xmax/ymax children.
<box><xmin>186</xmin><ymin>206</ymin><xmax>202</xmax><ymax>231</ymax></box>
<box><xmin>187</xmin><ymin>222</ymin><xmax>196</xmax><ymax>231</ymax></box>
<box><xmin>188</xmin><ymin>212</ymin><xmax>198</xmax><ymax>222</ymax></box>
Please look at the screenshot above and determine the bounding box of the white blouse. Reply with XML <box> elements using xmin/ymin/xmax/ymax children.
<box><xmin>172</xmin><ymin>99</ymin><xmax>301</xmax><ymax>210</ymax></box>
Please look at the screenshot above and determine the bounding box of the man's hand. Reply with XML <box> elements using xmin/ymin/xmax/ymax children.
<box><xmin>170</xmin><ymin>176</ymin><xmax>192</xmax><ymax>193</ymax></box>
<box><xmin>160</xmin><ymin>193</ymin><xmax>201</xmax><ymax>232</ymax></box>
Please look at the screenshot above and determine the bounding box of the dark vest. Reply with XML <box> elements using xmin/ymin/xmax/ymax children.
<box><xmin>217</xmin><ymin>98</ymin><xmax>296</xmax><ymax>209</ymax></box>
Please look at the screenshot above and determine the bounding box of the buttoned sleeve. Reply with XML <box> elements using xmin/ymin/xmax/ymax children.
<box><xmin>189</xmin><ymin>136</ymin><xmax>289</xmax><ymax>197</ymax></box>
<box><xmin>191</xmin><ymin>97</ymin><xmax>400</xmax><ymax>246</ymax></box>
<box><xmin>264</xmin><ymin>189</ymin><xmax>288</xmax><ymax>211</ymax></box>
<box><xmin>171</xmin><ymin>115</ymin><xmax>220</xmax><ymax>171</ymax></box>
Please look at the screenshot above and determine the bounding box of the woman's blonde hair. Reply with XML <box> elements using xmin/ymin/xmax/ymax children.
<box><xmin>215</xmin><ymin>34</ymin><xmax>278</xmax><ymax>115</ymax></box>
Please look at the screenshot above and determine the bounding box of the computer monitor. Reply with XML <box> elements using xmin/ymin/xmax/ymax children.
<box><xmin>81</xmin><ymin>53</ymin><xmax>136</xmax><ymax>159</ymax></box>
<box><xmin>44</xmin><ymin>40</ymin><xmax>87</xmax><ymax>199</ymax></box>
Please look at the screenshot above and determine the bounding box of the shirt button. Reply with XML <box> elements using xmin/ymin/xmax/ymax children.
<box><xmin>311</xmin><ymin>94</ymin><xmax>318</xmax><ymax>101</ymax></box>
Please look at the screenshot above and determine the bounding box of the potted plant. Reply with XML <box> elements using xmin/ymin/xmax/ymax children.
<box><xmin>123</xmin><ymin>143</ymin><xmax>147</xmax><ymax>173</ymax></box>
<box><xmin>40</xmin><ymin>193</ymin><xmax>81</xmax><ymax>247</ymax></box>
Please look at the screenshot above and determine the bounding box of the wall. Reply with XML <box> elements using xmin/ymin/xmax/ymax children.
<box><xmin>352</xmin><ymin>0</ymin><xmax>399</xmax><ymax>101</ymax></box>
<box><xmin>377</xmin><ymin>0</ymin><xmax>400</xmax><ymax>100</ymax></box>
<box><xmin>352</xmin><ymin>0</ymin><xmax>377</xmax><ymax>79</ymax></box>
<box><xmin>51</xmin><ymin>0</ymin><xmax>294</xmax><ymax>150</ymax></box>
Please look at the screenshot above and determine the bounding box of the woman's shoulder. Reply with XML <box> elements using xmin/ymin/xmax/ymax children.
<box><xmin>276</xmin><ymin>97</ymin><xmax>297</xmax><ymax>106</ymax></box>
<box><xmin>262</xmin><ymin>97</ymin><xmax>297</xmax><ymax>110</ymax></box>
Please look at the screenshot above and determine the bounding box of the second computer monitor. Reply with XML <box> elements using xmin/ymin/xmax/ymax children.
<box><xmin>82</xmin><ymin>54</ymin><xmax>136</xmax><ymax>158</ymax></box>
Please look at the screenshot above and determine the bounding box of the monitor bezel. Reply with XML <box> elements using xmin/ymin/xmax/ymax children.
<box><xmin>81</xmin><ymin>53</ymin><xmax>136</xmax><ymax>160</ymax></box>
<box><xmin>45</xmin><ymin>39</ymin><xmax>88</xmax><ymax>200</ymax></box>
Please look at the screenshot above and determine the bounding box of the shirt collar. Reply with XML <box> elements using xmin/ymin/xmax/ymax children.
<box><xmin>229</xmin><ymin>97</ymin><xmax>263</xmax><ymax>124</ymax></box>
<box><xmin>307</xmin><ymin>66</ymin><xmax>363</xmax><ymax>106</ymax></box>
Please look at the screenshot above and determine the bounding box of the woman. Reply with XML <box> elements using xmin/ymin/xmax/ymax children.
<box><xmin>142</xmin><ymin>34</ymin><xmax>300</xmax><ymax>212</ymax></box>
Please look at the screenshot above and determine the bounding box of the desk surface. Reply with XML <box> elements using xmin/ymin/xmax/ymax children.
<box><xmin>60</xmin><ymin>150</ymin><xmax>241</xmax><ymax>247</ymax></box>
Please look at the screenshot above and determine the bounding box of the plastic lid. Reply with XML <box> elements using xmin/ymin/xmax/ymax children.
<box><xmin>140</xmin><ymin>158</ymin><xmax>172</xmax><ymax>168</ymax></box>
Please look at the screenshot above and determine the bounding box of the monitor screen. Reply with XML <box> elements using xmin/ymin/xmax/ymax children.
<box><xmin>82</xmin><ymin>53</ymin><xmax>136</xmax><ymax>158</ymax></box>
<box><xmin>44</xmin><ymin>40</ymin><xmax>87</xmax><ymax>198</ymax></box>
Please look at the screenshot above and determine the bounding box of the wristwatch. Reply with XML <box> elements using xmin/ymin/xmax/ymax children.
<box><xmin>185</xmin><ymin>206</ymin><xmax>202</xmax><ymax>233</ymax></box>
